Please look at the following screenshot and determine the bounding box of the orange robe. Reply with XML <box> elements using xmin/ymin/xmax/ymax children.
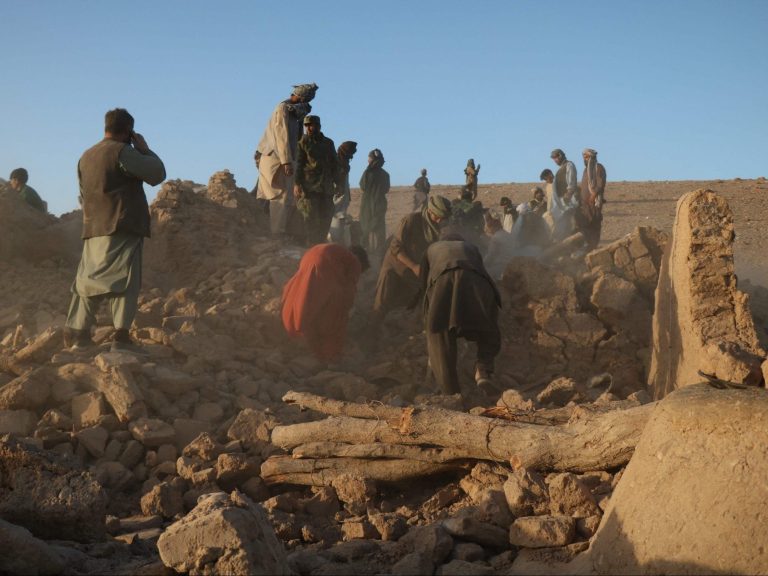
<box><xmin>281</xmin><ymin>243</ymin><xmax>362</xmax><ymax>362</ymax></box>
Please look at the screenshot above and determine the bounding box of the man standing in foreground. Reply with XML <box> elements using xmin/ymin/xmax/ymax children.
<box><xmin>421</xmin><ymin>236</ymin><xmax>501</xmax><ymax>404</ymax></box>
<box><xmin>294</xmin><ymin>115</ymin><xmax>339</xmax><ymax>246</ymax></box>
<box><xmin>282</xmin><ymin>243</ymin><xmax>369</xmax><ymax>363</ymax></box>
<box><xmin>576</xmin><ymin>148</ymin><xmax>607</xmax><ymax>250</ymax></box>
<box><xmin>255</xmin><ymin>83</ymin><xmax>318</xmax><ymax>238</ymax></box>
<box><xmin>64</xmin><ymin>108</ymin><xmax>165</xmax><ymax>352</ymax></box>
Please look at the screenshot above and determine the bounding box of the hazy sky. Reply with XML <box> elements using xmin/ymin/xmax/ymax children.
<box><xmin>2</xmin><ymin>0</ymin><xmax>766</xmax><ymax>216</ymax></box>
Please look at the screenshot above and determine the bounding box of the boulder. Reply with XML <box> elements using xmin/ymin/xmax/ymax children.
<box><xmin>0</xmin><ymin>435</ymin><xmax>106</xmax><ymax>542</ymax></box>
<box><xmin>157</xmin><ymin>490</ymin><xmax>290</xmax><ymax>575</ymax></box>
<box><xmin>508</xmin><ymin>515</ymin><xmax>575</xmax><ymax>548</ymax></box>
<box><xmin>0</xmin><ymin>518</ymin><xmax>64</xmax><ymax>575</ymax></box>
<box><xmin>583</xmin><ymin>384</ymin><xmax>768</xmax><ymax>574</ymax></box>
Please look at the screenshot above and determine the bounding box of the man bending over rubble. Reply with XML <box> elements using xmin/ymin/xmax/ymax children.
<box><xmin>420</xmin><ymin>235</ymin><xmax>501</xmax><ymax>404</ymax></box>
<box><xmin>282</xmin><ymin>243</ymin><xmax>370</xmax><ymax>363</ymax></box>
<box><xmin>64</xmin><ymin>108</ymin><xmax>166</xmax><ymax>353</ymax></box>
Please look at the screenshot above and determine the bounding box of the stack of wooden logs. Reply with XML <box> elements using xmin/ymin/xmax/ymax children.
<box><xmin>261</xmin><ymin>391</ymin><xmax>657</xmax><ymax>487</ymax></box>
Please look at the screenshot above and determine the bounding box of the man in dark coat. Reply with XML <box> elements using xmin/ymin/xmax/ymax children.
<box><xmin>64</xmin><ymin>108</ymin><xmax>165</xmax><ymax>353</ymax></box>
<box><xmin>420</xmin><ymin>237</ymin><xmax>501</xmax><ymax>400</ymax></box>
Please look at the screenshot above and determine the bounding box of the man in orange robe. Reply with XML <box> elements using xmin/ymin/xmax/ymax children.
<box><xmin>282</xmin><ymin>243</ymin><xmax>369</xmax><ymax>362</ymax></box>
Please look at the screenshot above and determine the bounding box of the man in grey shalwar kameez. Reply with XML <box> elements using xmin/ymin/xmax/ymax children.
<box><xmin>64</xmin><ymin>108</ymin><xmax>165</xmax><ymax>352</ymax></box>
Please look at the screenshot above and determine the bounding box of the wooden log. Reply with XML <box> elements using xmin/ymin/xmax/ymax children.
<box><xmin>271</xmin><ymin>397</ymin><xmax>657</xmax><ymax>473</ymax></box>
<box><xmin>541</xmin><ymin>231</ymin><xmax>586</xmax><ymax>261</ymax></box>
<box><xmin>291</xmin><ymin>442</ymin><xmax>469</xmax><ymax>463</ymax></box>
<box><xmin>261</xmin><ymin>455</ymin><xmax>466</xmax><ymax>486</ymax></box>
<box><xmin>282</xmin><ymin>391</ymin><xmax>403</xmax><ymax>420</ymax></box>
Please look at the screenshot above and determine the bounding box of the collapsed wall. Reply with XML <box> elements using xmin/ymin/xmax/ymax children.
<box><xmin>144</xmin><ymin>171</ymin><xmax>270</xmax><ymax>290</ymax></box>
<box><xmin>647</xmin><ymin>189</ymin><xmax>766</xmax><ymax>399</ymax></box>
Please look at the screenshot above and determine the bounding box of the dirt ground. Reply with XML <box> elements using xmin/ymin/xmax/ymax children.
<box><xmin>349</xmin><ymin>177</ymin><xmax>768</xmax><ymax>288</ymax></box>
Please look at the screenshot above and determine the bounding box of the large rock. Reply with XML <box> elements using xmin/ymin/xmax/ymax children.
<box><xmin>0</xmin><ymin>518</ymin><xmax>65</xmax><ymax>575</ymax></box>
<box><xmin>0</xmin><ymin>435</ymin><xmax>106</xmax><ymax>542</ymax></box>
<box><xmin>582</xmin><ymin>384</ymin><xmax>768</xmax><ymax>574</ymax></box>
<box><xmin>648</xmin><ymin>190</ymin><xmax>766</xmax><ymax>399</ymax></box>
<box><xmin>157</xmin><ymin>490</ymin><xmax>290</xmax><ymax>575</ymax></box>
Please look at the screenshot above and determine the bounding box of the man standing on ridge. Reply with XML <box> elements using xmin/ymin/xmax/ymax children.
<box><xmin>64</xmin><ymin>108</ymin><xmax>165</xmax><ymax>352</ymax></box>
<box><xmin>550</xmin><ymin>148</ymin><xmax>578</xmax><ymax>206</ymax></box>
<box><xmin>413</xmin><ymin>168</ymin><xmax>431</xmax><ymax>211</ymax></box>
<box><xmin>294</xmin><ymin>114</ymin><xmax>339</xmax><ymax>246</ymax></box>
<box><xmin>8</xmin><ymin>168</ymin><xmax>47</xmax><ymax>212</ymax></box>
<box><xmin>576</xmin><ymin>148</ymin><xmax>607</xmax><ymax>250</ymax></box>
<box><xmin>254</xmin><ymin>83</ymin><xmax>318</xmax><ymax>239</ymax></box>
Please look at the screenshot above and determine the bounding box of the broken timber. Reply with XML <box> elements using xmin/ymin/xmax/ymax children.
<box><xmin>261</xmin><ymin>391</ymin><xmax>657</xmax><ymax>486</ymax></box>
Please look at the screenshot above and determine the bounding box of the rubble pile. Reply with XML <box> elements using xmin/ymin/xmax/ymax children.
<box><xmin>0</xmin><ymin>178</ymin><xmax>766</xmax><ymax>575</ymax></box>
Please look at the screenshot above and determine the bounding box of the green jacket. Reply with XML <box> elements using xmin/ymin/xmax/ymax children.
<box><xmin>296</xmin><ymin>132</ymin><xmax>338</xmax><ymax>196</ymax></box>
<box><xmin>19</xmin><ymin>184</ymin><xmax>46</xmax><ymax>213</ymax></box>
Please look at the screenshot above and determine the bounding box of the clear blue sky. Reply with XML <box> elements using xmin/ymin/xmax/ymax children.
<box><xmin>2</xmin><ymin>0</ymin><xmax>766</xmax><ymax>216</ymax></box>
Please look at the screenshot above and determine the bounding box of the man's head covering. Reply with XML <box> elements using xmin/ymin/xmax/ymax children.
<box><xmin>339</xmin><ymin>141</ymin><xmax>357</xmax><ymax>156</ymax></box>
<box><xmin>550</xmin><ymin>148</ymin><xmax>565</xmax><ymax>160</ymax></box>
<box><xmin>499</xmin><ymin>196</ymin><xmax>512</xmax><ymax>207</ymax></box>
<box><xmin>582</xmin><ymin>148</ymin><xmax>598</xmax><ymax>158</ymax></box>
<box><xmin>292</xmin><ymin>83</ymin><xmax>318</xmax><ymax>101</ymax></box>
<box><xmin>421</xmin><ymin>168</ymin><xmax>427</xmax><ymax>176</ymax></box>
<box><xmin>369</xmin><ymin>148</ymin><xmax>384</xmax><ymax>161</ymax></box>
<box><xmin>9</xmin><ymin>168</ymin><xmax>28</xmax><ymax>183</ymax></box>
<box><xmin>427</xmin><ymin>195</ymin><xmax>452</xmax><ymax>219</ymax></box>
<box><xmin>303</xmin><ymin>115</ymin><xmax>320</xmax><ymax>126</ymax></box>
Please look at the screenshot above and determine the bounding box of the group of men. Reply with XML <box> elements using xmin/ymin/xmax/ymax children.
<box><xmin>42</xmin><ymin>82</ymin><xmax>606</xmax><ymax>408</ymax></box>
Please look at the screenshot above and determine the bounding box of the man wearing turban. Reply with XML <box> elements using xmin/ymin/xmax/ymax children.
<box><xmin>254</xmin><ymin>83</ymin><xmax>318</xmax><ymax>239</ymax></box>
<box><xmin>369</xmin><ymin>195</ymin><xmax>452</xmax><ymax>337</ymax></box>
<box><xmin>576</xmin><ymin>148</ymin><xmax>607</xmax><ymax>250</ymax></box>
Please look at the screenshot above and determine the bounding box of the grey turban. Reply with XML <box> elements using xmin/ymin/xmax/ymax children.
<box><xmin>292</xmin><ymin>83</ymin><xmax>319</xmax><ymax>101</ymax></box>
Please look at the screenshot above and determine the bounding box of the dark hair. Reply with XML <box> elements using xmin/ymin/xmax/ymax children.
<box><xmin>539</xmin><ymin>169</ymin><xmax>554</xmax><ymax>180</ymax></box>
<box><xmin>500</xmin><ymin>196</ymin><xmax>511</xmax><ymax>206</ymax></box>
<box><xmin>9</xmin><ymin>168</ymin><xmax>28</xmax><ymax>183</ymax></box>
<box><xmin>105</xmin><ymin>108</ymin><xmax>134</xmax><ymax>135</ymax></box>
<box><xmin>348</xmin><ymin>245</ymin><xmax>370</xmax><ymax>272</ymax></box>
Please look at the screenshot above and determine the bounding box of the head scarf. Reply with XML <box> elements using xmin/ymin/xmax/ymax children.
<box><xmin>292</xmin><ymin>83</ymin><xmax>319</xmax><ymax>101</ymax></box>
<box><xmin>583</xmin><ymin>148</ymin><xmax>600</xmax><ymax>207</ymax></box>
<box><xmin>338</xmin><ymin>141</ymin><xmax>357</xmax><ymax>157</ymax></box>
<box><xmin>368</xmin><ymin>148</ymin><xmax>385</xmax><ymax>169</ymax></box>
<box><xmin>427</xmin><ymin>195</ymin><xmax>451</xmax><ymax>219</ymax></box>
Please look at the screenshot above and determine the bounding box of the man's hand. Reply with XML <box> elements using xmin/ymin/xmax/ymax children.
<box><xmin>283</xmin><ymin>163</ymin><xmax>294</xmax><ymax>177</ymax></box>
<box><xmin>131</xmin><ymin>132</ymin><xmax>150</xmax><ymax>154</ymax></box>
<box><xmin>293</xmin><ymin>184</ymin><xmax>303</xmax><ymax>198</ymax></box>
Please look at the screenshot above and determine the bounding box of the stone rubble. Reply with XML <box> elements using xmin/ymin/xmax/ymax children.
<box><xmin>0</xmin><ymin>176</ymin><xmax>766</xmax><ymax>574</ymax></box>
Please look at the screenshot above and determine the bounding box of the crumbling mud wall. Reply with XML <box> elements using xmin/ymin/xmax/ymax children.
<box><xmin>144</xmin><ymin>170</ymin><xmax>270</xmax><ymax>290</ymax></box>
<box><xmin>648</xmin><ymin>189</ymin><xmax>767</xmax><ymax>399</ymax></box>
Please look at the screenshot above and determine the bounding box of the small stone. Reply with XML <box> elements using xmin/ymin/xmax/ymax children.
<box><xmin>509</xmin><ymin>515</ymin><xmax>575</xmax><ymax>548</ymax></box>
<box><xmin>129</xmin><ymin>418</ymin><xmax>175</xmax><ymax>447</ymax></box>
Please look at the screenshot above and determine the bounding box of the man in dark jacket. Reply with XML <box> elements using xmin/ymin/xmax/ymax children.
<box><xmin>420</xmin><ymin>237</ymin><xmax>501</xmax><ymax>401</ymax></box>
<box><xmin>294</xmin><ymin>115</ymin><xmax>339</xmax><ymax>245</ymax></box>
<box><xmin>64</xmin><ymin>108</ymin><xmax>165</xmax><ymax>352</ymax></box>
